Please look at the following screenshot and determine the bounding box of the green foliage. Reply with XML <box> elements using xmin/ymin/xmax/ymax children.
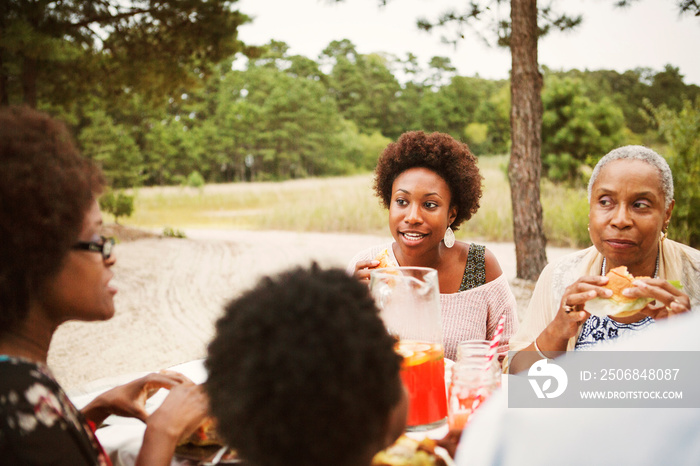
<box><xmin>186</xmin><ymin>171</ymin><xmax>206</xmax><ymax>189</ymax></box>
<box><xmin>335</xmin><ymin>120</ymin><xmax>392</xmax><ymax>171</ymax></box>
<box><xmin>140</xmin><ymin>118</ymin><xmax>195</xmax><ymax>186</ymax></box>
<box><xmin>541</xmin><ymin>181</ymin><xmax>591</xmax><ymax>248</ymax></box>
<box><xmin>542</xmin><ymin>76</ymin><xmax>626</xmax><ymax>182</ymax></box>
<box><xmin>544</xmin><ymin>67</ymin><xmax>700</xmax><ymax>138</ymax></box>
<box><xmin>78</xmin><ymin>106</ymin><xmax>144</xmax><ymax>188</ymax></box>
<box><xmin>473</xmin><ymin>84</ymin><xmax>511</xmax><ymax>155</ymax></box>
<box><xmin>18</xmin><ymin>27</ymin><xmax>696</xmax><ymax>192</ymax></box>
<box><xmin>99</xmin><ymin>190</ymin><xmax>135</xmax><ymax>225</ymax></box>
<box><xmin>321</xmin><ymin>40</ymin><xmax>403</xmax><ymax>138</ymax></box>
<box><xmin>99</xmin><ymin>191</ymin><xmax>116</xmax><ymax>215</ymax></box>
<box><xmin>163</xmin><ymin>226</ymin><xmax>187</xmax><ymax>239</ymax></box>
<box><xmin>1</xmin><ymin>0</ymin><xmax>249</xmax><ymax>108</ymax></box>
<box><xmin>464</xmin><ymin>122</ymin><xmax>489</xmax><ymax>147</ymax></box>
<box><xmin>542</xmin><ymin>152</ymin><xmax>579</xmax><ymax>183</ymax></box>
<box><xmin>647</xmin><ymin>65</ymin><xmax>698</xmax><ymax>112</ymax></box>
<box><xmin>649</xmin><ymin>98</ymin><xmax>700</xmax><ymax>248</ymax></box>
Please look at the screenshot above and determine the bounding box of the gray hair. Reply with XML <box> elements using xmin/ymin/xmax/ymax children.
<box><xmin>587</xmin><ymin>145</ymin><xmax>674</xmax><ymax>209</ymax></box>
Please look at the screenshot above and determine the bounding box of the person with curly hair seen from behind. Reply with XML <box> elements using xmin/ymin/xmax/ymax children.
<box><xmin>348</xmin><ymin>131</ymin><xmax>518</xmax><ymax>361</ymax></box>
<box><xmin>206</xmin><ymin>265</ymin><xmax>408</xmax><ymax>466</ymax></box>
<box><xmin>0</xmin><ymin>106</ymin><xmax>208</xmax><ymax>465</ymax></box>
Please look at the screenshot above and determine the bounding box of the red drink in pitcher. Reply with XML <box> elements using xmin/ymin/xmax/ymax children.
<box><xmin>397</xmin><ymin>340</ymin><xmax>447</xmax><ymax>428</ymax></box>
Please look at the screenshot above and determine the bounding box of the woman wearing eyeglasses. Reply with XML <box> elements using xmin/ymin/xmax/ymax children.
<box><xmin>0</xmin><ymin>106</ymin><xmax>208</xmax><ymax>466</ymax></box>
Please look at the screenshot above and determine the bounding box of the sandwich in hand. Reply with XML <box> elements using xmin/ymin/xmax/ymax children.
<box><xmin>585</xmin><ymin>266</ymin><xmax>654</xmax><ymax>318</ymax></box>
<box><xmin>375</xmin><ymin>248</ymin><xmax>398</xmax><ymax>269</ymax></box>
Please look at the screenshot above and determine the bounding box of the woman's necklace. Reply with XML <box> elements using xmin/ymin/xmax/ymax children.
<box><xmin>601</xmin><ymin>250</ymin><xmax>660</xmax><ymax>278</ymax></box>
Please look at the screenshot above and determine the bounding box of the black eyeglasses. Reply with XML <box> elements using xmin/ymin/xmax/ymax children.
<box><xmin>72</xmin><ymin>236</ymin><xmax>115</xmax><ymax>260</ymax></box>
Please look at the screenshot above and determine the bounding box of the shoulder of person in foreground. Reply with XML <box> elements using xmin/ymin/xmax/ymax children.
<box><xmin>455</xmin><ymin>308</ymin><xmax>700</xmax><ymax>466</ymax></box>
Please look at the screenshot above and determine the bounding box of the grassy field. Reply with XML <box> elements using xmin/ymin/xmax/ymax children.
<box><xmin>120</xmin><ymin>155</ymin><xmax>592</xmax><ymax>248</ymax></box>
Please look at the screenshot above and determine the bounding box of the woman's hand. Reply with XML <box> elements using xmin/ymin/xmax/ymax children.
<box><xmin>136</xmin><ymin>383</ymin><xmax>210</xmax><ymax>466</ymax></box>
<box><xmin>145</xmin><ymin>382</ymin><xmax>209</xmax><ymax>442</ymax></box>
<box><xmin>510</xmin><ymin>275</ymin><xmax>606</xmax><ymax>373</ymax></box>
<box><xmin>81</xmin><ymin>370</ymin><xmax>193</xmax><ymax>425</ymax></box>
<box><xmin>624</xmin><ymin>278</ymin><xmax>691</xmax><ymax>320</ymax></box>
<box><xmin>539</xmin><ymin>275</ymin><xmax>612</xmax><ymax>352</ymax></box>
<box><xmin>353</xmin><ymin>259</ymin><xmax>380</xmax><ymax>283</ymax></box>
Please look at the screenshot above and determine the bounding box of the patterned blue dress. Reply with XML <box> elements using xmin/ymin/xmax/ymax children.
<box><xmin>575</xmin><ymin>315</ymin><xmax>654</xmax><ymax>350</ymax></box>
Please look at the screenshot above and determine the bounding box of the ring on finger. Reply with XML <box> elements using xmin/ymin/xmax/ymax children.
<box><xmin>563</xmin><ymin>304</ymin><xmax>576</xmax><ymax>313</ymax></box>
<box><xmin>666</xmin><ymin>298</ymin><xmax>682</xmax><ymax>311</ymax></box>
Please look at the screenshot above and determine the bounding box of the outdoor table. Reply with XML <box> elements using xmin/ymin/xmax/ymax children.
<box><xmin>71</xmin><ymin>358</ymin><xmax>464</xmax><ymax>465</ymax></box>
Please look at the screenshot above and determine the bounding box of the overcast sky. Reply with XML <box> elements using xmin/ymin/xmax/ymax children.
<box><xmin>235</xmin><ymin>0</ymin><xmax>700</xmax><ymax>85</ymax></box>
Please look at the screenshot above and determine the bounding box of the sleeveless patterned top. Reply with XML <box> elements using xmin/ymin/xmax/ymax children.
<box><xmin>459</xmin><ymin>243</ymin><xmax>486</xmax><ymax>291</ymax></box>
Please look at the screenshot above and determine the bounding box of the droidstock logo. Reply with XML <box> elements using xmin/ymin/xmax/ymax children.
<box><xmin>528</xmin><ymin>359</ymin><xmax>568</xmax><ymax>399</ymax></box>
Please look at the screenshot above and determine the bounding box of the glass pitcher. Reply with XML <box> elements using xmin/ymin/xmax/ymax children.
<box><xmin>370</xmin><ymin>266</ymin><xmax>447</xmax><ymax>431</ymax></box>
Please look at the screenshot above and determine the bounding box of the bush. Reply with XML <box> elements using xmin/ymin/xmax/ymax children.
<box><xmin>543</xmin><ymin>152</ymin><xmax>579</xmax><ymax>183</ymax></box>
<box><xmin>186</xmin><ymin>171</ymin><xmax>206</xmax><ymax>188</ymax></box>
<box><xmin>99</xmin><ymin>190</ymin><xmax>135</xmax><ymax>225</ymax></box>
<box><xmin>542</xmin><ymin>76</ymin><xmax>626</xmax><ymax>182</ymax></box>
<box><xmin>163</xmin><ymin>226</ymin><xmax>187</xmax><ymax>238</ymax></box>
<box><xmin>541</xmin><ymin>181</ymin><xmax>591</xmax><ymax>248</ymax></box>
<box><xmin>649</xmin><ymin>97</ymin><xmax>700</xmax><ymax>247</ymax></box>
<box><xmin>464</xmin><ymin>122</ymin><xmax>488</xmax><ymax>149</ymax></box>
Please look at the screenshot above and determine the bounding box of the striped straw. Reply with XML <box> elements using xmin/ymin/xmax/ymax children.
<box><xmin>485</xmin><ymin>313</ymin><xmax>507</xmax><ymax>369</ymax></box>
<box><xmin>468</xmin><ymin>314</ymin><xmax>508</xmax><ymax>415</ymax></box>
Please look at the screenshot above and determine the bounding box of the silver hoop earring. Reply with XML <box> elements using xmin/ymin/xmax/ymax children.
<box><xmin>443</xmin><ymin>226</ymin><xmax>455</xmax><ymax>248</ymax></box>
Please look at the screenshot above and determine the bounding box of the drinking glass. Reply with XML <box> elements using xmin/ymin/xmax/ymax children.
<box><xmin>447</xmin><ymin>339</ymin><xmax>500</xmax><ymax>430</ymax></box>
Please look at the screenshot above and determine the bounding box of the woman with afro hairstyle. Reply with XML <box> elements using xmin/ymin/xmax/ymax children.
<box><xmin>0</xmin><ymin>106</ymin><xmax>208</xmax><ymax>466</ymax></box>
<box><xmin>206</xmin><ymin>264</ymin><xmax>408</xmax><ymax>466</ymax></box>
<box><xmin>348</xmin><ymin>131</ymin><xmax>518</xmax><ymax>361</ymax></box>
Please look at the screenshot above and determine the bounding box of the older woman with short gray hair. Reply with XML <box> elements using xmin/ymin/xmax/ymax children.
<box><xmin>507</xmin><ymin>145</ymin><xmax>700</xmax><ymax>373</ymax></box>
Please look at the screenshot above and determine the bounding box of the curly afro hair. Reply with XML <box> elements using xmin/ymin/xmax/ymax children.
<box><xmin>206</xmin><ymin>264</ymin><xmax>403</xmax><ymax>466</ymax></box>
<box><xmin>0</xmin><ymin>106</ymin><xmax>104</xmax><ymax>336</ymax></box>
<box><xmin>374</xmin><ymin>131</ymin><xmax>483</xmax><ymax>230</ymax></box>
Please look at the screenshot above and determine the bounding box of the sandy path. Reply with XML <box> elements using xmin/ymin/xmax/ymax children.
<box><xmin>49</xmin><ymin>229</ymin><xmax>574</xmax><ymax>393</ymax></box>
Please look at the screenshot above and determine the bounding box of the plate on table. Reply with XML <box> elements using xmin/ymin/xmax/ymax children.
<box><xmin>174</xmin><ymin>443</ymin><xmax>243</xmax><ymax>464</ymax></box>
<box><xmin>372</xmin><ymin>434</ymin><xmax>455</xmax><ymax>466</ymax></box>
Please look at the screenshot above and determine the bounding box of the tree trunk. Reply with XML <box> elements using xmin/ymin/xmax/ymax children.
<box><xmin>21</xmin><ymin>56</ymin><xmax>38</xmax><ymax>108</ymax></box>
<box><xmin>508</xmin><ymin>0</ymin><xmax>548</xmax><ymax>281</ymax></box>
<box><xmin>0</xmin><ymin>50</ymin><xmax>8</xmax><ymax>106</ymax></box>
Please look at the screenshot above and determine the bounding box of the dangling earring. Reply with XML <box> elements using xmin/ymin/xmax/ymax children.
<box><xmin>660</xmin><ymin>225</ymin><xmax>668</xmax><ymax>242</ymax></box>
<box><xmin>444</xmin><ymin>226</ymin><xmax>455</xmax><ymax>248</ymax></box>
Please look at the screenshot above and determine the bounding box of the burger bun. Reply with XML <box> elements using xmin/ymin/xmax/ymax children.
<box><xmin>585</xmin><ymin>266</ymin><xmax>653</xmax><ymax>318</ymax></box>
